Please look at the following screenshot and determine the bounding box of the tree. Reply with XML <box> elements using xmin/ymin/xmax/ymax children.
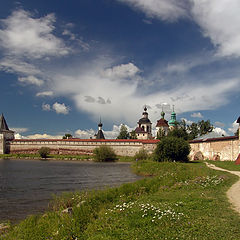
<box><xmin>198</xmin><ymin>120</ymin><xmax>213</xmax><ymax>136</ymax></box>
<box><xmin>38</xmin><ymin>147</ymin><xmax>50</xmax><ymax>159</ymax></box>
<box><xmin>117</xmin><ymin>124</ymin><xmax>129</xmax><ymax>139</ymax></box>
<box><xmin>63</xmin><ymin>133</ymin><xmax>73</xmax><ymax>139</ymax></box>
<box><xmin>154</xmin><ymin>136</ymin><xmax>190</xmax><ymax>162</ymax></box>
<box><xmin>167</xmin><ymin>127</ymin><xmax>189</xmax><ymax>140</ymax></box>
<box><xmin>130</xmin><ymin>130</ymin><xmax>137</xmax><ymax>139</ymax></box>
<box><xmin>93</xmin><ymin>146</ymin><xmax>117</xmax><ymax>162</ymax></box>
<box><xmin>188</xmin><ymin>122</ymin><xmax>199</xmax><ymax>140</ymax></box>
<box><xmin>134</xmin><ymin>149</ymin><xmax>149</xmax><ymax>161</ymax></box>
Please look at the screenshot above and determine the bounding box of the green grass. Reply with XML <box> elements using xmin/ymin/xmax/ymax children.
<box><xmin>0</xmin><ymin>154</ymin><xmax>134</xmax><ymax>162</ymax></box>
<box><xmin>0</xmin><ymin>153</ymin><xmax>91</xmax><ymax>160</ymax></box>
<box><xmin>1</xmin><ymin>161</ymin><xmax>240</xmax><ymax>240</ymax></box>
<box><xmin>207</xmin><ymin>160</ymin><xmax>240</xmax><ymax>171</ymax></box>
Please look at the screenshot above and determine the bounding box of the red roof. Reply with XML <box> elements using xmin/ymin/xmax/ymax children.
<box><xmin>189</xmin><ymin>135</ymin><xmax>238</xmax><ymax>143</ymax></box>
<box><xmin>156</xmin><ymin>118</ymin><xmax>169</xmax><ymax>127</ymax></box>
<box><xmin>12</xmin><ymin>138</ymin><xmax>159</xmax><ymax>144</ymax></box>
<box><xmin>135</xmin><ymin>127</ymin><xmax>147</xmax><ymax>133</ymax></box>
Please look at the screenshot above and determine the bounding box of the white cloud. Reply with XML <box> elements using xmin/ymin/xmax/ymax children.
<box><xmin>36</xmin><ymin>91</ymin><xmax>54</xmax><ymax>97</ymax></box>
<box><xmin>228</xmin><ymin>121</ymin><xmax>239</xmax><ymax>134</ymax></box>
<box><xmin>0</xmin><ymin>57</ymin><xmax>41</xmax><ymax>75</ymax></box>
<box><xmin>18</xmin><ymin>75</ymin><xmax>44</xmax><ymax>86</ymax></box>
<box><xmin>74</xmin><ymin>129</ymin><xmax>95</xmax><ymax>139</ymax></box>
<box><xmin>118</xmin><ymin>0</ymin><xmax>190</xmax><ymax>22</ymax></box>
<box><xmin>52</xmin><ymin>102</ymin><xmax>69</xmax><ymax>114</ymax></box>
<box><xmin>25</xmin><ymin>133</ymin><xmax>62</xmax><ymax>139</ymax></box>
<box><xmin>102</xmin><ymin>62</ymin><xmax>140</xmax><ymax>80</ymax></box>
<box><xmin>119</xmin><ymin>0</ymin><xmax>240</xmax><ymax>58</ymax></box>
<box><xmin>14</xmin><ymin>133</ymin><xmax>23</xmax><ymax>139</ymax></box>
<box><xmin>213</xmin><ymin>127</ymin><xmax>228</xmax><ymax>137</ymax></box>
<box><xmin>0</xmin><ymin>9</ymin><xmax>69</xmax><ymax>59</ymax></box>
<box><xmin>11</xmin><ymin>127</ymin><xmax>29</xmax><ymax>133</ymax></box>
<box><xmin>191</xmin><ymin>112</ymin><xmax>203</xmax><ymax>118</ymax></box>
<box><xmin>75</xmin><ymin>124</ymin><xmax>133</xmax><ymax>139</ymax></box>
<box><xmin>191</xmin><ymin>0</ymin><xmax>240</xmax><ymax>58</ymax></box>
<box><xmin>42</xmin><ymin>103</ymin><xmax>51</xmax><ymax>111</ymax></box>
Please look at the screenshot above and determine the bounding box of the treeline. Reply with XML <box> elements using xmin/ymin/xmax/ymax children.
<box><xmin>157</xmin><ymin>119</ymin><xmax>214</xmax><ymax>140</ymax></box>
<box><xmin>117</xmin><ymin>120</ymin><xmax>214</xmax><ymax>140</ymax></box>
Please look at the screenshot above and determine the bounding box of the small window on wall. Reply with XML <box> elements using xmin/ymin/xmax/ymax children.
<box><xmin>138</xmin><ymin>134</ymin><xmax>139</xmax><ymax>136</ymax></box>
<box><xmin>143</xmin><ymin>134</ymin><xmax>145</xmax><ymax>136</ymax></box>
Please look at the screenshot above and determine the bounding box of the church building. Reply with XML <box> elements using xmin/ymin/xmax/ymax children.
<box><xmin>94</xmin><ymin>119</ymin><xmax>105</xmax><ymax>139</ymax></box>
<box><xmin>156</xmin><ymin>110</ymin><xmax>169</xmax><ymax>138</ymax></box>
<box><xmin>135</xmin><ymin>106</ymin><xmax>152</xmax><ymax>139</ymax></box>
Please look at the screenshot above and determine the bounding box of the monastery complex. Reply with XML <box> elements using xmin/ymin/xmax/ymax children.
<box><xmin>0</xmin><ymin>109</ymin><xmax>240</xmax><ymax>162</ymax></box>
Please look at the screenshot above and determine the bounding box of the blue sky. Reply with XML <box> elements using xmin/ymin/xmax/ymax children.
<box><xmin>0</xmin><ymin>0</ymin><xmax>239</xmax><ymax>139</ymax></box>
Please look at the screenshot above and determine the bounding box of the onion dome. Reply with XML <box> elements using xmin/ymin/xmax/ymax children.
<box><xmin>138</xmin><ymin>106</ymin><xmax>151</xmax><ymax>124</ymax></box>
<box><xmin>169</xmin><ymin>107</ymin><xmax>177</xmax><ymax>127</ymax></box>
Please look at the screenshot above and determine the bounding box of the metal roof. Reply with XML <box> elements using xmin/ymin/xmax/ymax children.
<box><xmin>0</xmin><ymin>114</ymin><xmax>9</xmax><ymax>131</ymax></box>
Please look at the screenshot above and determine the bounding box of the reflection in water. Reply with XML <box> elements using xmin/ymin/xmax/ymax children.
<box><xmin>0</xmin><ymin>159</ymin><xmax>141</xmax><ymax>222</ymax></box>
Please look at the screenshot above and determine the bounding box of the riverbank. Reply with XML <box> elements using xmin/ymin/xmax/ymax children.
<box><xmin>2</xmin><ymin>160</ymin><xmax>240</xmax><ymax>239</ymax></box>
<box><xmin>0</xmin><ymin>154</ymin><xmax>134</xmax><ymax>162</ymax></box>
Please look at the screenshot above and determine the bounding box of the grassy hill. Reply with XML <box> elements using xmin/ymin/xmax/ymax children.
<box><xmin>2</xmin><ymin>160</ymin><xmax>240</xmax><ymax>240</ymax></box>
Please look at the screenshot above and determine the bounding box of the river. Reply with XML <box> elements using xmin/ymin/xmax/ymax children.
<box><xmin>0</xmin><ymin>159</ymin><xmax>141</xmax><ymax>222</ymax></box>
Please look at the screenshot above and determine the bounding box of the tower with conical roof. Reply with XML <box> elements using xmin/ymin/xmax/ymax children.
<box><xmin>135</xmin><ymin>106</ymin><xmax>152</xmax><ymax>139</ymax></box>
<box><xmin>168</xmin><ymin>106</ymin><xmax>177</xmax><ymax>130</ymax></box>
<box><xmin>0</xmin><ymin>114</ymin><xmax>14</xmax><ymax>154</ymax></box>
<box><xmin>94</xmin><ymin>118</ymin><xmax>105</xmax><ymax>139</ymax></box>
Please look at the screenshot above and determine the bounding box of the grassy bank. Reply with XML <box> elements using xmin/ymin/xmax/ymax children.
<box><xmin>1</xmin><ymin>161</ymin><xmax>240</xmax><ymax>239</ymax></box>
<box><xmin>0</xmin><ymin>154</ymin><xmax>135</xmax><ymax>162</ymax></box>
<box><xmin>207</xmin><ymin>160</ymin><xmax>240</xmax><ymax>171</ymax></box>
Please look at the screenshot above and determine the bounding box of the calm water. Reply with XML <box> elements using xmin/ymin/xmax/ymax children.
<box><xmin>0</xmin><ymin>159</ymin><xmax>141</xmax><ymax>222</ymax></box>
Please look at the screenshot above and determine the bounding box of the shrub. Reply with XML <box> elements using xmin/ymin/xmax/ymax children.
<box><xmin>154</xmin><ymin>136</ymin><xmax>190</xmax><ymax>162</ymax></box>
<box><xmin>93</xmin><ymin>146</ymin><xmax>117</xmax><ymax>162</ymax></box>
<box><xmin>134</xmin><ymin>149</ymin><xmax>149</xmax><ymax>161</ymax></box>
<box><xmin>38</xmin><ymin>147</ymin><xmax>50</xmax><ymax>159</ymax></box>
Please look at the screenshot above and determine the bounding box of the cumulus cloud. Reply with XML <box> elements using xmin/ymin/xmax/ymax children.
<box><xmin>191</xmin><ymin>112</ymin><xmax>203</xmax><ymax>118</ymax></box>
<box><xmin>0</xmin><ymin>9</ymin><xmax>69</xmax><ymax>58</ymax></box>
<box><xmin>120</xmin><ymin>0</ymin><xmax>240</xmax><ymax>58</ymax></box>
<box><xmin>25</xmin><ymin>133</ymin><xmax>62</xmax><ymax>139</ymax></box>
<box><xmin>42</xmin><ymin>103</ymin><xmax>51</xmax><ymax>111</ymax></box>
<box><xmin>0</xmin><ymin>9</ymin><xmax>239</xmax><ymax>128</ymax></box>
<box><xmin>52</xmin><ymin>102</ymin><xmax>69</xmax><ymax>114</ymax></box>
<box><xmin>74</xmin><ymin>124</ymin><xmax>133</xmax><ymax>139</ymax></box>
<box><xmin>36</xmin><ymin>91</ymin><xmax>54</xmax><ymax>97</ymax></box>
<box><xmin>74</xmin><ymin>129</ymin><xmax>95</xmax><ymax>139</ymax></box>
<box><xmin>228</xmin><ymin>121</ymin><xmax>239</xmax><ymax>134</ymax></box>
<box><xmin>102</xmin><ymin>63</ymin><xmax>140</xmax><ymax>80</ymax></box>
<box><xmin>18</xmin><ymin>75</ymin><xmax>44</xmax><ymax>86</ymax></box>
<box><xmin>213</xmin><ymin>127</ymin><xmax>228</xmax><ymax>137</ymax></box>
<box><xmin>191</xmin><ymin>0</ymin><xmax>240</xmax><ymax>58</ymax></box>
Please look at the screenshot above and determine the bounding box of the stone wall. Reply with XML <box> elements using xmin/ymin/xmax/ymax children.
<box><xmin>4</xmin><ymin>136</ymin><xmax>240</xmax><ymax>161</ymax></box>
<box><xmin>0</xmin><ymin>134</ymin><xmax>4</xmax><ymax>154</ymax></box>
<box><xmin>8</xmin><ymin>139</ymin><xmax>159</xmax><ymax>156</ymax></box>
<box><xmin>189</xmin><ymin>136</ymin><xmax>239</xmax><ymax>161</ymax></box>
